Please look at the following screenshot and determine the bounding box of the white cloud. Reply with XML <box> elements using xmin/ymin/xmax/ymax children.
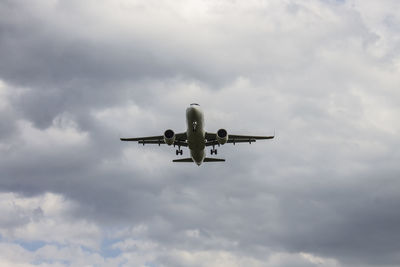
<box><xmin>160</xmin><ymin>250</ymin><xmax>341</xmax><ymax>267</ymax></box>
<box><xmin>0</xmin><ymin>191</ymin><xmax>343</xmax><ymax>266</ymax></box>
<box><xmin>0</xmin><ymin>192</ymin><xmax>101</xmax><ymax>249</ymax></box>
<box><xmin>17</xmin><ymin>117</ymin><xmax>88</xmax><ymax>150</ymax></box>
<box><xmin>1</xmin><ymin>0</ymin><xmax>400</xmax><ymax>266</ymax></box>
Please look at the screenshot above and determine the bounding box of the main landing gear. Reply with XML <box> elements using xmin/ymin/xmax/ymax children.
<box><xmin>210</xmin><ymin>148</ymin><xmax>218</xmax><ymax>155</ymax></box>
<box><xmin>176</xmin><ymin>149</ymin><xmax>183</xmax><ymax>155</ymax></box>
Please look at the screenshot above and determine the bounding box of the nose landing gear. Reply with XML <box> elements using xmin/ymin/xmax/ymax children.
<box><xmin>176</xmin><ymin>149</ymin><xmax>183</xmax><ymax>155</ymax></box>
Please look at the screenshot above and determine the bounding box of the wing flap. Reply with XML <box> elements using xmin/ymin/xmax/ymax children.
<box><xmin>229</xmin><ymin>134</ymin><xmax>274</xmax><ymax>140</ymax></box>
<box><xmin>206</xmin><ymin>139</ymin><xmax>259</xmax><ymax>146</ymax></box>
<box><xmin>120</xmin><ymin>132</ymin><xmax>188</xmax><ymax>146</ymax></box>
<box><xmin>120</xmin><ymin>135</ymin><xmax>163</xmax><ymax>141</ymax></box>
<box><xmin>138</xmin><ymin>140</ymin><xmax>164</xmax><ymax>145</ymax></box>
<box><xmin>121</xmin><ymin>137</ymin><xmax>158</xmax><ymax>141</ymax></box>
<box><xmin>205</xmin><ymin>132</ymin><xmax>274</xmax><ymax>143</ymax></box>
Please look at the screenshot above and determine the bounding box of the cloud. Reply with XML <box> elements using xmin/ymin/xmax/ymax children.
<box><xmin>0</xmin><ymin>192</ymin><xmax>101</xmax><ymax>249</ymax></box>
<box><xmin>1</xmin><ymin>0</ymin><xmax>400</xmax><ymax>266</ymax></box>
<box><xmin>0</xmin><ymin>190</ymin><xmax>343</xmax><ymax>266</ymax></box>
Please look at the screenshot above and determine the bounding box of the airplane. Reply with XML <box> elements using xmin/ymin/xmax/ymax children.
<box><xmin>120</xmin><ymin>103</ymin><xmax>274</xmax><ymax>165</ymax></box>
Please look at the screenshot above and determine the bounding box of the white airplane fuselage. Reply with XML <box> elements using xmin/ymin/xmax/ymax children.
<box><xmin>186</xmin><ymin>105</ymin><xmax>206</xmax><ymax>165</ymax></box>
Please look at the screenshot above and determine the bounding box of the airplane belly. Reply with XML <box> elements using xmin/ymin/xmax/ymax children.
<box><xmin>186</xmin><ymin>106</ymin><xmax>205</xmax><ymax>150</ymax></box>
<box><xmin>186</xmin><ymin>105</ymin><xmax>206</xmax><ymax>164</ymax></box>
<box><xmin>190</xmin><ymin>149</ymin><xmax>205</xmax><ymax>165</ymax></box>
<box><xmin>187</xmin><ymin>130</ymin><xmax>205</xmax><ymax>150</ymax></box>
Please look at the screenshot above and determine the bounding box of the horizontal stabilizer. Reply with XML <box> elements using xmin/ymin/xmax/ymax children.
<box><xmin>172</xmin><ymin>158</ymin><xmax>225</xmax><ymax>163</ymax></box>
<box><xmin>204</xmin><ymin>158</ymin><xmax>225</xmax><ymax>162</ymax></box>
<box><xmin>173</xmin><ymin>158</ymin><xmax>193</xmax><ymax>162</ymax></box>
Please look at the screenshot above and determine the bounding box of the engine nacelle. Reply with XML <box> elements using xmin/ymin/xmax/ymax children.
<box><xmin>216</xmin><ymin>129</ymin><xmax>228</xmax><ymax>145</ymax></box>
<box><xmin>163</xmin><ymin>129</ymin><xmax>175</xmax><ymax>145</ymax></box>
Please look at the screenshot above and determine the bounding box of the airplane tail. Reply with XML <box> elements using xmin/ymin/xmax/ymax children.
<box><xmin>172</xmin><ymin>158</ymin><xmax>225</xmax><ymax>163</ymax></box>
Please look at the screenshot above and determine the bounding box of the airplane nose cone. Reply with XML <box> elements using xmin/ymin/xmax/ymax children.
<box><xmin>186</xmin><ymin>107</ymin><xmax>194</xmax><ymax>115</ymax></box>
<box><xmin>186</xmin><ymin>106</ymin><xmax>200</xmax><ymax>119</ymax></box>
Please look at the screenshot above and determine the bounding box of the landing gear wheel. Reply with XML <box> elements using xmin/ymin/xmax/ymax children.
<box><xmin>210</xmin><ymin>149</ymin><xmax>218</xmax><ymax>155</ymax></box>
<box><xmin>176</xmin><ymin>149</ymin><xmax>183</xmax><ymax>155</ymax></box>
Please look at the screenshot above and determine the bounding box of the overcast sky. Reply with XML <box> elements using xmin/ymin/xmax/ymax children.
<box><xmin>1</xmin><ymin>0</ymin><xmax>400</xmax><ymax>266</ymax></box>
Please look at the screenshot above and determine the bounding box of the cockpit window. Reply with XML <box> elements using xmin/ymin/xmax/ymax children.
<box><xmin>190</xmin><ymin>103</ymin><xmax>200</xmax><ymax>106</ymax></box>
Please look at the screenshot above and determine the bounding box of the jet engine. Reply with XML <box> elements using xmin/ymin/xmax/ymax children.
<box><xmin>216</xmin><ymin>128</ymin><xmax>228</xmax><ymax>145</ymax></box>
<box><xmin>164</xmin><ymin>129</ymin><xmax>175</xmax><ymax>145</ymax></box>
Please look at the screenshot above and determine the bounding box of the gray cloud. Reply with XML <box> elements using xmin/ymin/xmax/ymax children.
<box><xmin>1</xmin><ymin>0</ymin><xmax>400</xmax><ymax>266</ymax></box>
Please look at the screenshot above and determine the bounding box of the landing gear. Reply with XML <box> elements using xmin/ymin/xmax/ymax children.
<box><xmin>210</xmin><ymin>144</ymin><xmax>218</xmax><ymax>155</ymax></box>
<box><xmin>176</xmin><ymin>149</ymin><xmax>183</xmax><ymax>155</ymax></box>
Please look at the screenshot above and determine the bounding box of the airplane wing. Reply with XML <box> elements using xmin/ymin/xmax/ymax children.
<box><xmin>205</xmin><ymin>132</ymin><xmax>274</xmax><ymax>146</ymax></box>
<box><xmin>120</xmin><ymin>132</ymin><xmax>188</xmax><ymax>146</ymax></box>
